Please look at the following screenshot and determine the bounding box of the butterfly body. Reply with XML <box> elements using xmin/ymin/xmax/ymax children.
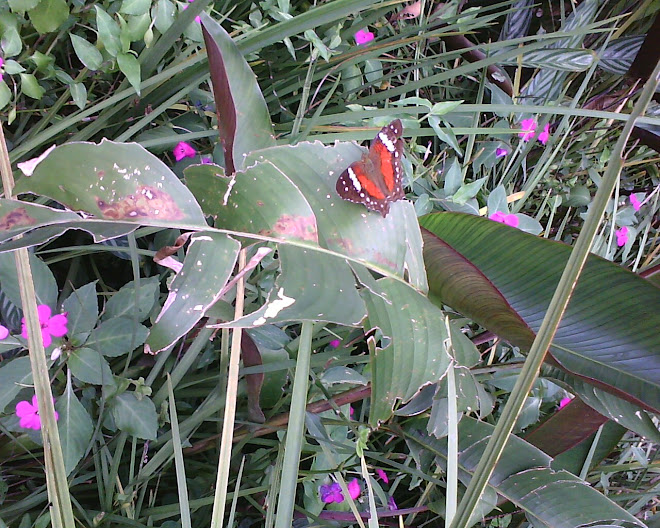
<box><xmin>336</xmin><ymin>119</ymin><xmax>404</xmax><ymax>217</ymax></box>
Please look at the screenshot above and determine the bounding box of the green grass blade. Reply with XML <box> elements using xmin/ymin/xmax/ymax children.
<box><xmin>274</xmin><ymin>321</ymin><xmax>314</xmax><ymax>528</ymax></box>
<box><xmin>210</xmin><ymin>250</ymin><xmax>247</xmax><ymax>528</ymax></box>
<box><xmin>167</xmin><ymin>374</ymin><xmax>192</xmax><ymax>528</ymax></box>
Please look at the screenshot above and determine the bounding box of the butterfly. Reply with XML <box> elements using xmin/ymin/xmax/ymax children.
<box><xmin>335</xmin><ymin>119</ymin><xmax>405</xmax><ymax>217</ymax></box>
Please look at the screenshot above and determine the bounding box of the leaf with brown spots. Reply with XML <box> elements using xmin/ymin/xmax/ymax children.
<box><xmin>14</xmin><ymin>140</ymin><xmax>207</xmax><ymax>227</ymax></box>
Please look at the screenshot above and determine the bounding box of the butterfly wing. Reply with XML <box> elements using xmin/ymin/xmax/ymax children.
<box><xmin>368</xmin><ymin>119</ymin><xmax>404</xmax><ymax>201</ymax></box>
<box><xmin>335</xmin><ymin>119</ymin><xmax>405</xmax><ymax>217</ymax></box>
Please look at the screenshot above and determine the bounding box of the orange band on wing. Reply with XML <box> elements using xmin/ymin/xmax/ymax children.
<box><xmin>353</xmin><ymin>166</ymin><xmax>386</xmax><ymax>199</ymax></box>
<box><xmin>373</xmin><ymin>142</ymin><xmax>396</xmax><ymax>191</ymax></box>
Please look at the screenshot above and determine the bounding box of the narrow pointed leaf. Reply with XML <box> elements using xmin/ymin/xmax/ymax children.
<box><xmin>200</xmin><ymin>12</ymin><xmax>275</xmax><ymax>173</ymax></box>
<box><xmin>57</xmin><ymin>376</ymin><xmax>94</xmax><ymax>475</ymax></box>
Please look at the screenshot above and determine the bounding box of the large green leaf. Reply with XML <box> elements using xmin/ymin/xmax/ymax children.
<box><xmin>407</xmin><ymin>417</ymin><xmax>644</xmax><ymax>528</ymax></box>
<box><xmin>0</xmin><ymin>199</ymin><xmax>137</xmax><ymax>251</ymax></box>
<box><xmin>13</xmin><ymin>141</ymin><xmax>207</xmax><ymax>228</ymax></box>
<box><xmin>419</xmin><ymin>212</ymin><xmax>660</xmax><ymax>413</ymax></box>
<box><xmin>363</xmin><ymin>277</ymin><xmax>451</xmax><ymax>425</ymax></box>
<box><xmin>186</xmin><ymin>160</ymin><xmax>319</xmax><ymax>245</ymax></box>
<box><xmin>218</xmin><ymin>245</ymin><xmax>367</xmax><ymax>329</ymax></box>
<box><xmin>187</xmin><ymin>141</ymin><xmax>424</xmax><ymax>284</ymax></box>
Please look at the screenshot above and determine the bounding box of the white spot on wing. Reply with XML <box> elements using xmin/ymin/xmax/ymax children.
<box><xmin>347</xmin><ymin>168</ymin><xmax>362</xmax><ymax>191</ymax></box>
<box><xmin>378</xmin><ymin>131</ymin><xmax>396</xmax><ymax>153</ymax></box>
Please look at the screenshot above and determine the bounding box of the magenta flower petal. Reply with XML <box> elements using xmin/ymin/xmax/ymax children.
<box><xmin>21</xmin><ymin>413</ymin><xmax>42</xmax><ymax>430</ymax></box>
<box><xmin>329</xmin><ymin>339</ymin><xmax>340</xmax><ymax>348</ymax></box>
<box><xmin>201</xmin><ymin>156</ymin><xmax>213</xmax><ymax>164</ymax></box>
<box><xmin>518</xmin><ymin>118</ymin><xmax>536</xmax><ymax>142</ymax></box>
<box><xmin>376</xmin><ymin>469</ymin><xmax>389</xmax><ymax>483</ymax></box>
<box><xmin>46</xmin><ymin>313</ymin><xmax>68</xmax><ymax>337</ymax></box>
<box><xmin>21</xmin><ymin>304</ymin><xmax>68</xmax><ymax>347</ymax></box>
<box><xmin>0</xmin><ymin>325</ymin><xmax>8</xmax><ymax>339</ymax></box>
<box><xmin>173</xmin><ymin>141</ymin><xmax>197</xmax><ymax>161</ymax></box>
<box><xmin>503</xmin><ymin>213</ymin><xmax>519</xmax><ymax>227</ymax></box>
<box><xmin>537</xmin><ymin>123</ymin><xmax>550</xmax><ymax>145</ymax></box>
<box><xmin>630</xmin><ymin>194</ymin><xmax>642</xmax><ymax>211</ymax></box>
<box><xmin>496</xmin><ymin>147</ymin><xmax>508</xmax><ymax>158</ymax></box>
<box><xmin>558</xmin><ymin>397</ymin><xmax>572</xmax><ymax>409</ymax></box>
<box><xmin>41</xmin><ymin>332</ymin><xmax>52</xmax><ymax>348</ymax></box>
<box><xmin>388</xmin><ymin>496</ymin><xmax>398</xmax><ymax>511</ymax></box>
<box><xmin>320</xmin><ymin>482</ymin><xmax>344</xmax><ymax>503</ymax></box>
<box><xmin>489</xmin><ymin>211</ymin><xmax>507</xmax><ymax>223</ymax></box>
<box><xmin>15</xmin><ymin>399</ymin><xmax>35</xmax><ymax>418</ymax></box>
<box><xmin>16</xmin><ymin>396</ymin><xmax>41</xmax><ymax>430</ymax></box>
<box><xmin>355</xmin><ymin>29</ymin><xmax>375</xmax><ymax>45</ymax></box>
<box><xmin>616</xmin><ymin>226</ymin><xmax>628</xmax><ymax>247</ymax></box>
<box><xmin>347</xmin><ymin>478</ymin><xmax>361</xmax><ymax>500</ymax></box>
<box><xmin>14</xmin><ymin>394</ymin><xmax>58</xmax><ymax>430</ymax></box>
<box><xmin>36</xmin><ymin>304</ymin><xmax>52</xmax><ymax>322</ymax></box>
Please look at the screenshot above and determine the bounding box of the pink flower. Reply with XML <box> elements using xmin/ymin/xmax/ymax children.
<box><xmin>496</xmin><ymin>147</ymin><xmax>509</xmax><ymax>158</ymax></box>
<box><xmin>347</xmin><ymin>478</ymin><xmax>361</xmax><ymax>500</ymax></box>
<box><xmin>173</xmin><ymin>141</ymin><xmax>196</xmax><ymax>161</ymax></box>
<box><xmin>615</xmin><ymin>226</ymin><xmax>628</xmax><ymax>247</ymax></box>
<box><xmin>15</xmin><ymin>395</ymin><xmax>58</xmax><ymax>430</ymax></box>
<box><xmin>319</xmin><ymin>479</ymin><xmax>361</xmax><ymax>503</ymax></box>
<box><xmin>376</xmin><ymin>469</ymin><xmax>389</xmax><ymax>483</ymax></box>
<box><xmin>355</xmin><ymin>29</ymin><xmax>375</xmax><ymax>45</ymax></box>
<box><xmin>558</xmin><ymin>397</ymin><xmax>572</xmax><ymax>409</ymax></box>
<box><xmin>0</xmin><ymin>56</ymin><xmax>4</xmax><ymax>81</ymax></box>
<box><xmin>349</xmin><ymin>405</ymin><xmax>355</xmax><ymax>417</ymax></box>
<box><xmin>630</xmin><ymin>194</ymin><xmax>642</xmax><ymax>211</ymax></box>
<box><xmin>329</xmin><ymin>339</ymin><xmax>341</xmax><ymax>348</ymax></box>
<box><xmin>184</xmin><ymin>0</ymin><xmax>201</xmax><ymax>23</ymax></box>
<box><xmin>537</xmin><ymin>123</ymin><xmax>550</xmax><ymax>145</ymax></box>
<box><xmin>518</xmin><ymin>118</ymin><xmax>537</xmax><ymax>142</ymax></box>
<box><xmin>388</xmin><ymin>496</ymin><xmax>398</xmax><ymax>511</ymax></box>
<box><xmin>320</xmin><ymin>482</ymin><xmax>344</xmax><ymax>503</ymax></box>
<box><xmin>201</xmin><ymin>156</ymin><xmax>213</xmax><ymax>164</ymax></box>
<box><xmin>21</xmin><ymin>305</ymin><xmax>68</xmax><ymax>348</ymax></box>
<box><xmin>518</xmin><ymin>119</ymin><xmax>551</xmax><ymax>144</ymax></box>
<box><xmin>0</xmin><ymin>325</ymin><xmax>8</xmax><ymax>339</ymax></box>
<box><xmin>489</xmin><ymin>211</ymin><xmax>519</xmax><ymax>227</ymax></box>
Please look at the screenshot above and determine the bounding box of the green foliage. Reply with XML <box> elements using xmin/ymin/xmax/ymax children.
<box><xmin>0</xmin><ymin>1</ymin><xmax>658</xmax><ymax>527</ymax></box>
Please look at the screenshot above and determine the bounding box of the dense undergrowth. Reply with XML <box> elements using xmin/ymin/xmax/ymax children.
<box><xmin>0</xmin><ymin>1</ymin><xmax>659</xmax><ymax>527</ymax></box>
